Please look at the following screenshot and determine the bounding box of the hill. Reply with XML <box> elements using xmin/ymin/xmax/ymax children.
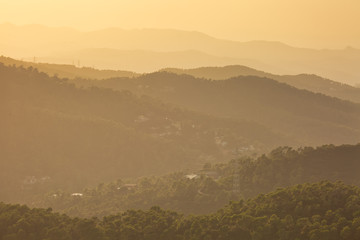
<box><xmin>0</xmin><ymin>64</ymin><xmax>288</xmax><ymax>203</ymax></box>
<box><xmin>162</xmin><ymin>65</ymin><xmax>360</xmax><ymax>104</ymax></box>
<box><xmin>79</xmin><ymin>72</ymin><xmax>360</xmax><ymax>146</ymax></box>
<box><xmin>1</xmin><ymin>181</ymin><xmax>360</xmax><ymax>240</ymax></box>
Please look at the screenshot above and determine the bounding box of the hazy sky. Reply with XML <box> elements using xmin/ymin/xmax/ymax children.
<box><xmin>1</xmin><ymin>0</ymin><xmax>360</xmax><ymax>48</ymax></box>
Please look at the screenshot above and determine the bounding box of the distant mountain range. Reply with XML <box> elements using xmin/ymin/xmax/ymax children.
<box><xmin>2</xmin><ymin>56</ymin><xmax>360</xmax><ymax>104</ymax></box>
<box><xmin>1</xmin><ymin>23</ymin><xmax>360</xmax><ymax>85</ymax></box>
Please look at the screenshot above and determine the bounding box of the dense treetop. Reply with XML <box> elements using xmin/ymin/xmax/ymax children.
<box><xmin>32</xmin><ymin>144</ymin><xmax>360</xmax><ymax>218</ymax></box>
<box><xmin>2</xmin><ymin>181</ymin><xmax>360</xmax><ymax>240</ymax></box>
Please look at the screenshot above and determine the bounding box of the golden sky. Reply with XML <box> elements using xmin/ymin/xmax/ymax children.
<box><xmin>1</xmin><ymin>0</ymin><xmax>360</xmax><ymax>48</ymax></box>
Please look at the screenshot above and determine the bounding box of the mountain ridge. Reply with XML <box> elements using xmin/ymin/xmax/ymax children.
<box><xmin>2</xmin><ymin>56</ymin><xmax>359</xmax><ymax>104</ymax></box>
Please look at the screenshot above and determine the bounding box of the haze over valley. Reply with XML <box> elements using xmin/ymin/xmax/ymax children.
<box><xmin>1</xmin><ymin>1</ymin><xmax>360</xmax><ymax>239</ymax></box>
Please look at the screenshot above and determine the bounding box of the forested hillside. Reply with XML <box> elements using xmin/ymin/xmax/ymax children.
<box><xmin>32</xmin><ymin>144</ymin><xmax>360</xmax><ymax>218</ymax></box>
<box><xmin>1</xmin><ymin>181</ymin><xmax>360</xmax><ymax>240</ymax></box>
<box><xmin>1</xmin><ymin>64</ymin><xmax>288</xmax><ymax>203</ymax></box>
<box><xmin>76</xmin><ymin>72</ymin><xmax>360</xmax><ymax>146</ymax></box>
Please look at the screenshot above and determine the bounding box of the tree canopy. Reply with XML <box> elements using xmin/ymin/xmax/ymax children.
<box><xmin>1</xmin><ymin>181</ymin><xmax>360</xmax><ymax>240</ymax></box>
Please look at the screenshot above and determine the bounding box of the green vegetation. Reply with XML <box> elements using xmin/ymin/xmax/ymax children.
<box><xmin>2</xmin><ymin>181</ymin><xmax>360</xmax><ymax>240</ymax></box>
<box><xmin>34</xmin><ymin>144</ymin><xmax>360</xmax><ymax>218</ymax></box>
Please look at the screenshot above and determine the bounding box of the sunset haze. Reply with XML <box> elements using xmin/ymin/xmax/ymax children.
<box><xmin>1</xmin><ymin>0</ymin><xmax>360</xmax><ymax>48</ymax></box>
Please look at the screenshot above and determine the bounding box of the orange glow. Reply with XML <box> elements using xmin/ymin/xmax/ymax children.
<box><xmin>0</xmin><ymin>0</ymin><xmax>359</xmax><ymax>48</ymax></box>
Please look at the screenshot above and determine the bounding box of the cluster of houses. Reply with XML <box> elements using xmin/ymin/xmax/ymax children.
<box><xmin>185</xmin><ymin>169</ymin><xmax>220</xmax><ymax>180</ymax></box>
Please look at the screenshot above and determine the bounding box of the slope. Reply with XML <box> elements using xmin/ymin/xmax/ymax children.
<box><xmin>0</xmin><ymin>64</ymin><xmax>287</xmax><ymax>203</ymax></box>
<box><xmin>82</xmin><ymin>72</ymin><xmax>360</xmax><ymax>146</ymax></box>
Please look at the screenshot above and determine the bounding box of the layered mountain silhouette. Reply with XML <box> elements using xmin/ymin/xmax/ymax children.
<box><xmin>2</xmin><ymin>56</ymin><xmax>360</xmax><ymax>104</ymax></box>
<box><xmin>1</xmin><ymin>23</ymin><xmax>360</xmax><ymax>85</ymax></box>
